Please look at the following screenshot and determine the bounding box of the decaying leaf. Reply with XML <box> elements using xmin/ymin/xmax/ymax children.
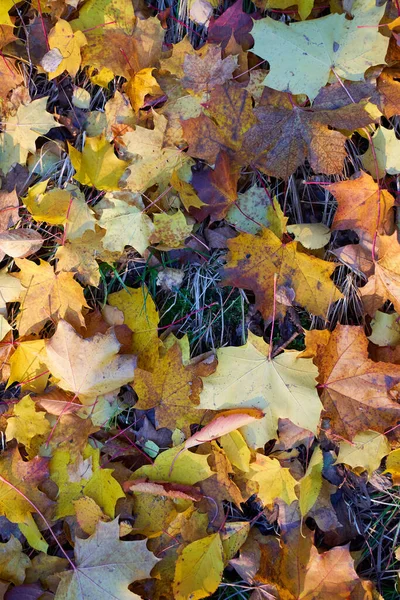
<box><xmin>221</xmin><ymin>227</ymin><xmax>343</xmax><ymax>322</ymax></box>
<box><xmin>133</xmin><ymin>343</ymin><xmax>204</xmax><ymax>434</ymax></box>
<box><xmin>309</xmin><ymin>325</ymin><xmax>400</xmax><ymax>440</ymax></box>
<box><xmin>330</xmin><ymin>171</ymin><xmax>395</xmax><ymax>242</ymax></box>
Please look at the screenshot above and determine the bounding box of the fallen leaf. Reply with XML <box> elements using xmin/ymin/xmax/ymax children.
<box><xmin>170</xmin><ymin>168</ymin><xmax>205</xmax><ymax>211</ymax></box>
<box><xmin>123</xmin><ymin>112</ymin><xmax>191</xmax><ymax>193</ymax></box>
<box><xmin>360</xmin><ymin>234</ymin><xmax>400</xmax><ymax>316</ymax></box>
<box><xmin>251</xmin><ymin>0</ymin><xmax>388</xmax><ymax>100</ymax></box>
<box><xmin>107</xmin><ymin>285</ymin><xmax>160</xmax><ymax>370</ymax></box>
<box><xmin>208</xmin><ymin>0</ymin><xmax>253</xmax><ymax>48</ymax></box>
<box><xmin>255</xmin><ymin>0</ymin><xmax>314</xmax><ymax>20</ymax></box>
<box><xmin>221</xmin><ymin>227</ymin><xmax>343</xmax><ymax>322</ymax></box>
<box><xmin>0</xmin><ymin>188</ymin><xmax>19</xmax><ymax>232</ymax></box>
<box><xmin>182</xmin><ymin>84</ymin><xmax>256</xmax><ymax>164</ymax></box>
<box><xmin>182</xmin><ymin>45</ymin><xmax>237</xmax><ymax>93</ymax></box>
<box><xmin>173</xmin><ymin>533</ymin><xmax>224</xmax><ymax>600</ymax></box>
<box><xmin>336</xmin><ymin>430</ymin><xmax>390</xmax><ymax>477</ymax></box>
<box><xmin>361</xmin><ymin>126</ymin><xmax>400</xmax><ymax>179</ymax></box>
<box><xmin>287</xmin><ymin>223</ymin><xmax>331</xmax><ymax>250</ymax></box>
<box><xmin>151</xmin><ymin>210</ymin><xmax>193</xmax><ymax>248</ymax></box>
<box><xmin>245</xmin><ymin>453</ymin><xmax>298</xmax><ymax>507</ymax></box>
<box><xmin>0</xmin><ymin>229</ymin><xmax>43</xmax><ymax>258</ymax></box>
<box><xmin>0</xmin><ymin>448</ymin><xmax>53</xmax><ymax>535</ymax></box>
<box><xmin>23</xmin><ymin>183</ymin><xmax>96</xmax><ymax>241</ymax></box>
<box><xmin>12</xmin><ymin>258</ymin><xmax>87</xmax><ymax>336</ymax></box>
<box><xmin>45</xmin><ymin>20</ymin><xmax>87</xmax><ymax>79</ymax></box>
<box><xmin>55</xmin><ymin>518</ymin><xmax>159</xmax><ymax>600</ymax></box>
<box><xmin>74</xmin><ymin>496</ymin><xmax>109</xmax><ymax>536</ymax></box>
<box><xmin>0</xmin><ymin>97</ymin><xmax>61</xmax><ymax>174</ymax></box>
<box><xmin>55</xmin><ymin>228</ymin><xmax>118</xmax><ymax>287</ymax></box>
<box><xmin>299</xmin><ymin>446</ymin><xmax>323</xmax><ymax>517</ymax></box>
<box><xmin>330</xmin><ymin>171</ymin><xmax>395</xmax><ymax>242</ymax></box>
<box><xmin>44</xmin><ymin>319</ymin><xmax>136</xmax><ymax>402</ymax></box>
<box><xmin>5</xmin><ymin>395</ymin><xmax>50</xmax><ymax>457</ymax></box>
<box><xmin>199</xmin><ymin>331</ymin><xmax>322</xmax><ymax>448</ymax></box>
<box><xmin>368</xmin><ymin>311</ymin><xmax>400</xmax><ymax>347</ymax></box>
<box><xmin>383</xmin><ymin>448</ymin><xmax>400</xmax><ymax>484</ymax></box>
<box><xmin>69</xmin><ymin>136</ymin><xmax>129</xmax><ymax>191</ymax></box>
<box><xmin>0</xmin><ymin>268</ymin><xmax>22</xmax><ymax>315</ymax></box>
<box><xmin>255</xmin><ymin>524</ymin><xmax>360</xmax><ymax>599</ymax></box>
<box><xmin>0</xmin><ymin>0</ymin><xmax>15</xmax><ymax>26</ymax></box>
<box><xmin>133</xmin><ymin>343</ymin><xmax>204</xmax><ymax>434</ymax></box>
<box><xmin>50</xmin><ymin>445</ymin><xmax>125</xmax><ymax>519</ymax></box>
<box><xmin>190</xmin><ymin>150</ymin><xmax>240</xmax><ymax>222</ymax></box>
<box><xmin>125</xmin><ymin>68</ymin><xmax>163</xmax><ymax>113</ymax></box>
<box><xmin>226</xmin><ymin>185</ymin><xmax>273</xmax><ymax>235</ymax></box>
<box><xmin>311</xmin><ymin>325</ymin><xmax>400</xmax><ymax>440</ymax></box>
<box><xmin>184</xmin><ymin>409</ymin><xmax>264</xmax><ymax>449</ymax></box>
<box><xmin>97</xmin><ymin>197</ymin><xmax>155</xmax><ymax>254</ymax></box>
<box><xmin>242</xmin><ymin>87</ymin><xmax>378</xmax><ymax>179</ymax></box>
<box><xmin>375</xmin><ymin>67</ymin><xmax>400</xmax><ymax>119</ymax></box>
<box><xmin>79</xmin><ymin>16</ymin><xmax>164</xmax><ymax>80</ymax></box>
<box><xmin>70</xmin><ymin>0</ymin><xmax>135</xmax><ymax>34</ymax></box>
<box><xmin>0</xmin><ymin>315</ymin><xmax>11</xmax><ymax>340</ymax></box>
<box><xmin>0</xmin><ymin>536</ymin><xmax>30</xmax><ymax>585</ymax></box>
<box><xmin>219</xmin><ymin>430</ymin><xmax>251</xmax><ymax>472</ymax></box>
<box><xmin>132</xmin><ymin>444</ymin><xmax>213</xmax><ymax>486</ymax></box>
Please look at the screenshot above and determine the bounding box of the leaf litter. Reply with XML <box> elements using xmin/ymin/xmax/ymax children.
<box><xmin>0</xmin><ymin>0</ymin><xmax>400</xmax><ymax>598</ymax></box>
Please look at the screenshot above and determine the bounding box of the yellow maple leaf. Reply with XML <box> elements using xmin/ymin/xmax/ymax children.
<box><xmin>5</xmin><ymin>395</ymin><xmax>50</xmax><ymax>457</ymax></box>
<box><xmin>68</xmin><ymin>135</ymin><xmax>129</xmax><ymax>191</ymax></box>
<box><xmin>50</xmin><ymin>445</ymin><xmax>125</xmax><ymax>519</ymax></box>
<box><xmin>123</xmin><ymin>112</ymin><xmax>191</xmax><ymax>193</ymax></box>
<box><xmin>55</xmin><ymin>228</ymin><xmax>119</xmax><ymax>287</ymax></box>
<box><xmin>108</xmin><ymin>286</ymin><xmax>160</xmax><ymax>370</ymax></box>
<box><xmin>0</xmin><ymin>536</ymin><xmax>30</xmax><ymax>586</ymax></box>
<box><xmin>335</xmin><ymin>431</ymin><xmax>390</xmax><ymax>477</ymax></box>
<box><xmin>12</xmin><ymin>258</ymin><xmax>87</xmax><ymax>336</ymax></box>
<box><xmin>222</xmin><ymin>227</ymin><xmax>343</xmax><ymax>322</ymax></box>
<box><xmin>0</xmin><ymin>448</ymin><xmax>53</xmax><ymax>542</ymax></box>
<box><xmin>125</xmin><ymin>68</ymin><xmax>163</xmax><ymax>112</ymax></box>
<box><xmin>8</xmin><ymin>340</ymin><xmax>49</xmax><ymax>393</ymax></box>
<box><xmin>23</xmin><ymin>182</ymin><xmax>96</xmax><ymax>240</ymax></box>
<box><xmin>0</xmin><ymin>97</ymin><xmax>61</xmax><ymax>174</ymax></box>
<box><xmin>245</xmin><ymin>453</ymin><xmax>298</xmax><ymax>507</ymax></box>
<box><xmin>74</xmin><ymin>496</ymin><xmax>109</xmax><ymax>536</ymax></box>
<box><xmin>44</xmin><ymin>319</ymin><xmax>136</xmax><ymax>402</ymax></box>
<box><xmin>0</xmin><ymin>0</ymin><xmax>15</xmax><ymax>27</ymax></box>
<box><xmin>199</xmin><ymin>331</ymin><xmax>322</xmax><ymax>448</ymax></box>
<box><xmin>151</xmin><ymin>211</ymin><xmax>193</xmax><ymax>249</ymax></box>
<box><xmin>45</xmin><ymin>20</ymin><xmax>87</xmax><ymax>80</ymax></box>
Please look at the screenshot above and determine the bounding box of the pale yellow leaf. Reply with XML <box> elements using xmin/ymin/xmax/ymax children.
<box><xmin>44</xmin><ymin>319</ymin><xmax>136</xmax><ymax>402</ymax></box>
<box><xmin>199</xmin><ymin>331</ymin><xmax>321</xmax><ymax>448</ymax></box>
<box><xmin>336</xmin><ymin>430</ymin><xmax>391</xmax><ymax>477</ymax></box>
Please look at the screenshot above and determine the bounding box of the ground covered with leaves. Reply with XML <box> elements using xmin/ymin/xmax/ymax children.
<box><xmin>1</xmin><ymin>0</ymin><xmax>400</xmax><ymax>598</ymax></box>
